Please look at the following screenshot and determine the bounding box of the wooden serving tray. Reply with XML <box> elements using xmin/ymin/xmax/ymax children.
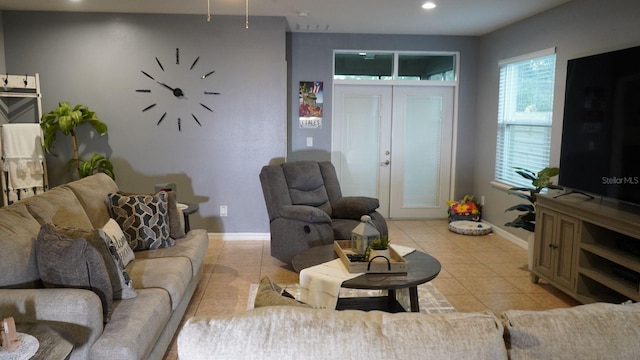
<box><xmin>334</xmin><ymin>240</ymin><xmax>409</xmax><ymax>274</ymax></box>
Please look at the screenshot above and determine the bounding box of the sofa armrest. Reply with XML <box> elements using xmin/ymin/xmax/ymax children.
<box><xmin>332</xmin><ymin>197</ymin><xmax>379</xmax><ymax>220</ymax></box>
<box><xmin>0</xmin><ymin>288</ymin><xmax>104</xmax><ymax>358</ymax></box>
<box><xmin>279</xmin><ymin>205</ymin><xmax>332</xmax><ymax>224</ymax></box>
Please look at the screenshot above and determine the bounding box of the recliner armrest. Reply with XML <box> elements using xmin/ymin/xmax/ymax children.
<box><xmin>332</xmin><ymin>197</ymin><xmax>380</xmax><ymax>220</ymax></box>
<box><xmin>279</xmin><ymin>205</ymin><xmax>332</xmax><ymax>224</ymax></box>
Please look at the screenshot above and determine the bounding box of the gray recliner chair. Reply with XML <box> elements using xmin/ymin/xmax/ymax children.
<box><xmin>259</xmin><ymin>160</ymin><xmax>388</xmax><ymax>265</ymax></box>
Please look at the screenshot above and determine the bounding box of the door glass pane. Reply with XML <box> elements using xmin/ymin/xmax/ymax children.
<box><xmin>398</xmin><ymin>54</ymin><xmax>456</xmax><ymax>81</ymax></box>
<box><xmin>403</xmin><ymin>95</ymin><xmax>442</xmax><ymax>206</ymax></box>
<box><xmin>334</xmin><ymin>52</ymin><xmax>393</xmax><ymax>80</ymax></box>
<box><xmin>339</xmin><ymin>95</ymin><xmax>381</xmax><ymax>197</ymax></box>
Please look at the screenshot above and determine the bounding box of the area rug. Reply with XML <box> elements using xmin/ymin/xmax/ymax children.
<box><xmin>248</xmin><ymin>281</ymin><xmax>456</xmax><ymax>314</ymax></box>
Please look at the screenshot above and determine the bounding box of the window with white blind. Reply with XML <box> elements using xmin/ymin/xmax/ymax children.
<box><xmin>495</xmin><ymin>48</ymin><xmax>556</xmax><ymax>188</ymax></box>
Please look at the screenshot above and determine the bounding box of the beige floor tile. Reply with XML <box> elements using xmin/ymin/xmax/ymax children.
<box><xmin>445</xmin><ymin>294</ymin><xmax>489</xmax><ymax>313</ymax></box>
<box><xmin>476</xmin><ymin>293</ymin><xmax>545</xmax><ymax>314</ymax></box>
<box><xmin>430</xmin><ymin>277</ymin><xmax>470</xmax><ymax>295</ymax></box>
<box><xmin>442</xmin><ymin>262</ymin><xmax>496</xmax><ymax>277</ymax></box>
<box><xmin>431</xmin><ymin>251</ymin><xmax>481</xmax><ymax>265</ymax></box>
<box><xmin>484</xmin><ymin>262</ymin><xmax>531</xmax><ymax>277</ymax></box>
<box><xmin>456</xmin><ymin>276</ymin><xmax>522</xmax><ymax>295</ymax></box>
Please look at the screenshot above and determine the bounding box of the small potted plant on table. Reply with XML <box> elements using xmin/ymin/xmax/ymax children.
<box><xmin>367</xmin><ymin>235</ymin><xmax>390</xmax><ymax>263</ymax></box>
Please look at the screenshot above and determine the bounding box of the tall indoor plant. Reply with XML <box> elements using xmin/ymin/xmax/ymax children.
<box><xmin>504</xmin><ymin>167</ymin><xmax>562</xmax><ymax>232</ymax></box>
<box><xmin>40</xmin><ymin>102</ymin><xmax>115</xmax><ymax>179</ymax></box>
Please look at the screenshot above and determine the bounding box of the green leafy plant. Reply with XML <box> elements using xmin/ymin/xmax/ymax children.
<box><xmin>40</xmin><ymin>102</ymin><xmax>114</xmax><ymax>179</ymax></box>
<box><xmin>369</xmin><ymin>235</ymin><xmax>389</xmax><ymax>250</ymax></box>
<box><xmin>505</xmin><ymin>167</ymin><xmax>562</xmax><ymax>232</ymax></box>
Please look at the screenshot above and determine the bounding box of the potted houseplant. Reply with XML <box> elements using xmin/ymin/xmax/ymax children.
<box><xmin>504</xmin><ymin>167</ymin><xmax>563</xmax><ymax>232</ymax></box>
<box><xmin>367</xmin><ymin>235</ymin><xmax>390</xmax><ymax>263</ymax></box>
<box><xmin>40</xmin><ymin>102</ymin><xmax>115</xmax><ymax>179</ymax></box>
<box><xmin>505</xmin><ymin>167</ymin><xmax>562</xmax><ymax>271</ymax></box>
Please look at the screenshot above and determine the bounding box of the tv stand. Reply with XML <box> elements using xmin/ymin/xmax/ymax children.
<box><xmin>532</xmin><ymin>194</ymin><xmax>640</xmax><ymax>304</ymax></box>
<box><xmin>553</xmin><ymin>189</ymin><xmax>595</xmax><ymax>200</ymax></box>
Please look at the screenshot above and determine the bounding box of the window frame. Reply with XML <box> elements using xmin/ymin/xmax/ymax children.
<box><xmin>494</xmin><ymin>48</ymin><xmax>557</xmax><ymax>189</ymax></box>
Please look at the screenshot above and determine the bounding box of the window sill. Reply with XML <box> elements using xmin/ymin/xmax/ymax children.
<box><xmin>490</xmin><ymin>181</ymin><xmax>513</xmax><ymax>193</ymax></box>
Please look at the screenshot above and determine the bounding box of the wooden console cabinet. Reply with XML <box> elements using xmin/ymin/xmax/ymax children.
<box><xmin>532</xmin><ymin>194</ymin><xmax>640</xmax><ymax>304</ymax></box>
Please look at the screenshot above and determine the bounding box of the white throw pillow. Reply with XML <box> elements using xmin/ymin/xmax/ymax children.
<box><xmin>101</xmin><ymin>218</ymin><xmax>135</xmax><ymax>267</ymax></box>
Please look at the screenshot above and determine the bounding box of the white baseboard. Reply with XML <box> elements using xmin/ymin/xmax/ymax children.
<box><xmin>207</xmin><ymin>233</ymin><xmax>270</xmax><ymax>241</ymax></box>
<box><xmin>483</xmin><ymin>221</ymin><xmax>528</xmax><ymax>250</ymax></box>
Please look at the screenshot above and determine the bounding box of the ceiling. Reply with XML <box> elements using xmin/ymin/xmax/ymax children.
<box><xmin>0</xmin><ymin>0</ymin><xmax>571</xmax><ymax>36</ymax></box>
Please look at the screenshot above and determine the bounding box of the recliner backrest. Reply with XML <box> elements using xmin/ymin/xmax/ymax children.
<box><xmin>282</xmin><ymin>161</ymin><xmax>332</xmax><ymax>216</ymax></box>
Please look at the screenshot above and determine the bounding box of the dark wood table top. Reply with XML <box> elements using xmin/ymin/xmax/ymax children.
<box><xmin>15</xmin><ymin>323</ymin><xmax>73</xmax><ymax>360</ymax></box>
<box><xmin>291</xmin><ymin>244</ymin><xmax>441</xmax><ymax>290</ymax></box>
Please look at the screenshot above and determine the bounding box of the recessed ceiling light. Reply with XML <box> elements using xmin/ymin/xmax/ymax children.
<box><xmin>422</xmin><ymin>2</ymin><xmax>436</xmax><ymax>10</ymax></box>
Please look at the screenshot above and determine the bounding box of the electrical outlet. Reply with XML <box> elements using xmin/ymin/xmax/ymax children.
<box><xmin>306</xmin><ymin>137</ymin><xmax>313</xmax><ymax>147</ymax></box>
<box><xmin>220</xmin><ymin>205</ymin><xmax>228</xmax><ymax>217</ymax></box>
<box><xmin>480</xmin><ymin>196</ymin><xmax>485</xmax><ymax>206</ymax></box>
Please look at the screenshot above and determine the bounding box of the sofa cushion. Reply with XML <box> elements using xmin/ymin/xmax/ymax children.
<box><xmin>502</xmin><ymin>301</ymin><xmax>640</xmax><ymax>360</ymax></box>
<box><xmin>89</xmin><ymin>288</ymin><xmax>171</xmax><ymax>360</ymax></box>
<box><xmin>0</xmin><ymin>203</ymin><xmax>43</xmax><ymax>288</ymax></box>
<box><xmin>50</xmin><ymin>222</ymin><xmax>136</xmax><ymax>300</ymax></box>
<box><xmin>35</xmin><ymin>224</ymin><xmax>113</xmax><ymax>322</ymax></box>
<box><xmin>126</xmin><ymin>256</ymin><xmax>192</xmax><ymax>310</ymax></box>
<box><xmin>178</xmin><ymin>307</ymin><xmax>507</xmax><ymax>360</ymax></box>
<box><xmin>133</xmin><ymin>229</ymin><xmax>208</xmax><ymax>278</ymax></box>
<box><xmin>23</xmin><ymin>186</ymin><xmax>93</xmax><ymax>229</ymax></box>
<box><xmin>64</xmin><ymin>173</ymin><xmax>120</xmax><ymax>229</ymax></box>
<box><xmin>331</xmin><ymin>196</ymin><xmax>379</xmax><ymax>220</ymax></box>
<box><xmin>107</xmin><ymin>192</ymin><xmax>174</xmax><ymax>251</ymax></box>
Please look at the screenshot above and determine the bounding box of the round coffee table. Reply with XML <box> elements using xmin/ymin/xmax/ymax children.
<box><xmin>291</xmin><ymin>244</ymin><xmax>441</xmax><ymax>312</ymax></box>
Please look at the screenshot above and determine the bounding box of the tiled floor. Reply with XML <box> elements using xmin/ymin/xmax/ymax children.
<box><xmin>162</xmin><ymin>219</ymin><xmax>580</xmax><ymax>359</ymax></box>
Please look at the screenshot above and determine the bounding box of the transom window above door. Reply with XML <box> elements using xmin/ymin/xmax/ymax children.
<box><xmin>334</xmin><ymin>51</ymin><xmax>457</xmax><ymax>82</ymax></box>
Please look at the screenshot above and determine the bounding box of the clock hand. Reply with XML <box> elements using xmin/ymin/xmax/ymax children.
<box><xmin>157</xmin><ymin>81</ymin><xmax>185</xmax><ymax>98</ymax></box>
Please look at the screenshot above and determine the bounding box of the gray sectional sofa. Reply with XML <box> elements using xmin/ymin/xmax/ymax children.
<box><xmin>178</xmin><ymin>301</ymin><xmax>640</xmax><ymax>360</ymax></box>
<box><xmin>0</xmin><ymin>173</ymin><xmax>209</xmax><ymax>360</ymax></box>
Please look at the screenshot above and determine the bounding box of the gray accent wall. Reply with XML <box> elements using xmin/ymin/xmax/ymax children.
<box><xmin>2</xmin><ymin>11</ymin><xmax>286</xmax><ymax>233</ymax></box>
<box><xmin>473</xmin><ymin>0</ymin><xmax>640</xmax><ymax>241</ymax></box>
<box><xmin>288</xmin><ymin>33</ymin><xmax>479</xmax><ymax>200</ymax></box>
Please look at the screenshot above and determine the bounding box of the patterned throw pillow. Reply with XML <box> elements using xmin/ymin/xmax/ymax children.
<box><xmin>36</xmin><ymin>224</ymin><xmax>113</xmax><ymax>323</ymax></box>
<box><xmin>107</xmin><ymin>191</ymin><xmax>175</xmax><ymax>251</ymax></box>
<box><xmin>101</xmin><ymin>218</ymin><xmax>135</xmax><ymax>267</ymax></box>
<box><xmin>48</xmin><ymin>222</ymin><xmax>136</xmax><ymax>300</ymax></box>
<box><xmin>117</xmin><ymin>190</ymin><xmax>185</xmax><ymax>239</ymax></box>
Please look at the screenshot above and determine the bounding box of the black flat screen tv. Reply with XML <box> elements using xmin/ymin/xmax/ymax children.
<box><xmin>559</xmin><ymin>45</ymin><xmax>640</xmax><ymax>207</ymax></box>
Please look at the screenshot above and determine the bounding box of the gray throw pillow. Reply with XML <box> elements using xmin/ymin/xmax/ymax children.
<box><xmin>254</xmin><ymin>276</ymin><xmax>310</xmax><ymax>308</ymax></box>
<box><xmin>49</xmin><ymin>222</ymin><xmax>136</xmax><ymax>300</ymax></box>
<box><xmin>36</xmin><ymin>224</ymin><xmax>113</xmax><ymax>323</ymax></box>
<box><xmin>107</xmin><ymin>191</ymin><xmax>174</xmax><ymax>251</ymax></box>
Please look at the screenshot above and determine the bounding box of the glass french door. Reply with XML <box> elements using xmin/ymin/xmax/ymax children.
<box><xmin>332</xmin><ymin>84</ymin><xmax>454</xmax><ymax>219</ymax></box>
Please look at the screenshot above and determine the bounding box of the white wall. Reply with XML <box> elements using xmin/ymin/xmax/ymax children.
<box><xmin>474</xmin><ymin>0</ymin><xmax>640</xmax><ymax>241</ymax></box>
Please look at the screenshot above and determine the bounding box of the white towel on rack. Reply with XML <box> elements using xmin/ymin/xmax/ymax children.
<box><xmin>1</xmin><ymin>123</ymin><xmax>45</xmax><ymax>190</ymax></box>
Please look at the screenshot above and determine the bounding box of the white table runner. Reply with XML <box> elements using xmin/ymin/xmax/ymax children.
<box><xmin>299</xmin><ymin>244</ymin><xmax>415</xmax><ymax>309</ymax></box>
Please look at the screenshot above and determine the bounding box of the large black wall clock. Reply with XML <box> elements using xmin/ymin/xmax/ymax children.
<box><xmin>136</xmin><ymin>47</ymin><xmax>220</xmax><ymax>131</ymax></box>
